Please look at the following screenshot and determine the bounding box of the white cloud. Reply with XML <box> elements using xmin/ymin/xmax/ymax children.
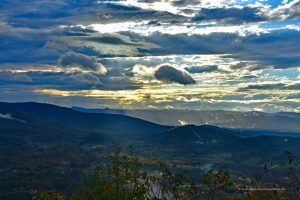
<box><xmin>0</xmin><ymin>113</ymin><xmax>13</xmax><ymax>120</ymax></box>
<box><xmin>0</xmin><ymin>113</ymin><xmax>26</xmax><ymax>123</ymax></box>
<box><xmin>90</xmin><ymin>21</ymin><xmax>281</xmax><ymax>37</ymax></box>
<box><xmin>178</xmin><ymin>119</ymin><xmax>189</xmax><ymax>126</ymax></box>
<box><xmin>132</xmin><ymin>64</ymin><xmax>156</xmax><ymax>79</ymax></box>
<box><xmin>269</xmin><ymin>0</ymin><xmax>300</xmax><ymax>20</ymax></box>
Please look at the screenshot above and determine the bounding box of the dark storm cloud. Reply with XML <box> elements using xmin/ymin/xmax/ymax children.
<box><xmin>76</xmin><ymin>33</ymin><xmax>155</xmax><ymax>49</ymax></box>
<box><xmin>193</xmin><ymin>7</ymin><xmax>266</xmax><ymax>24</ymax></box>
<box><xmin>123</xmin><ymin>28</ymin><xmax>300</xmax><ymax>69</ymax></box>
<box><xmin>285</xmin><ymin>84</ymin><xmax>300</xmax><ymax>90</ymax></box>
<box><xmin>124</xmin><ymin>31</ymin><xmax>240</xmax><ymax>55</ymax></box>
<box><xmin>58</xmin><ymin>52</ymin><xmax>107</xmax><ymax>74</ymax></box>
<box><xmin>171</xmin><ymin>0</ymin><xmax>199</xmax><ymax>7</ymax></box>
<box><xmin>184</xmin><ymin>65</ymin><xmax>218</xmax><ymax>74</ymax></box>
<box><xmin>229</xmin><ymin>62</ymin><xmax>269</xmax><ymax>71</ymax></box>
<box><xmin>0</xmin><ymin>0</ymin><xmax>181</xmax><ymax>28</ymax></box>
<box><xmin>81</xmin><ymin>35</ymin><xmax>133</xmax><ymax>45</ymax></box>
<box><xmin>0</xmin><ymin>69</ymin><xmax>140</xmax><ymax>91</ymax></box>
<box><xmin>0</xmin><ymin>0</ymin><xmax>184</xmax><ymax>64</ymax></box>
<box><xmin>77</xmin><ymin>2</ymin><xmax>186</xmax><ymax>24</ymax></box>
<box><xmin>238</xmin><ymin>83</ymin><xmax>286</xmax><ymax>91</ymax></box>
<box><xmin>0</xmin><ymin>71</ymin><xmax>101</xmax><ymax>89</ymax></box>
<box><xmin>0</xmin><ymin>22</ymin><xmax>60</xmax><ymax>64</ymax></box>
<box><xmin>235</xmin><ymin>29</ymin><xmax>300</xmax><ymax>69</ymax></box>
<box><xmin>238</xmin><ymin>83</ymin><xmax>300</xmax><ymax>92</ymax></box>
<box><xmin>241</xmin><ymin>75</ymin><xmax>258</xmax><ymax>79</ymax></box>
<box><xmin>154</xmin><ymin>65</ymin><xmax>196</xmax><ymax>85</ymax></box>
<box><xmin>1</xmin><ymin>0</ymin><xmax>300</xmax><ymax>71</ymax></box>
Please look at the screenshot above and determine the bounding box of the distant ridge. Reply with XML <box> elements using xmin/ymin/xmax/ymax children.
<box><xmin>72</xmin><ymin>107</ymin><xmax>300</xmax><ymax>133</ymax></box>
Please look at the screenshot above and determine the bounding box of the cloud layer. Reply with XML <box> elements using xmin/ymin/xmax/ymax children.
<box><xmin>1</xmin><ymin>0</ymin><xmax>300</xmax><ymax>112</ymax></box>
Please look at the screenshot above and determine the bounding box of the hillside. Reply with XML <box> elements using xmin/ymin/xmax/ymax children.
<box><xmin>147</xmin><ymin>125</ymin><xmax>239</xmax><ymax>145</ymax></box>
<box><xmin>0</xmin><ymin>102</ymin><xmax>170</xmax><ymax>136</ymax></box>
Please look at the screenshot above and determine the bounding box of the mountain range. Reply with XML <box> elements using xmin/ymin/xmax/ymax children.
<box><xmin>72</xmin><ymin>107</ymin><xmax>300</xmax><ymax>133</ymax></box>
<box><xmin>1</xmin><ymin>102</ymin><xmax>300</xmax><ymax>199</ymax></box>
<box><xmin>1</xmin><ymin>102</ymin><xmax>300</xmax><ymax>151</ymax></box>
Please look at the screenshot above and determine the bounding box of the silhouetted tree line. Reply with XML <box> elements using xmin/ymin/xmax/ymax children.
<box><xmin>32</xmin><ymin>145</ymin><xmax>300</xmax><ymax>200</ymax></box>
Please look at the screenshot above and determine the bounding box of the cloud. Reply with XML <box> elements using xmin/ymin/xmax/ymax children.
<box><xmin>58</xmin><ymin>52</ymin><xmax>107</xmax><ymax>74</ymax></box>
<box><xmin>0</xmin><ymin>68</ymin><xmax>143</xmax><ymax>91</ymax></box>
<box><xmin>193</xmin><ymin>7</ymin><xmax>266</xmax><ymax>24</ymax></box>
<box><xmin>132</xmin><ymin>64</ymin><xmax>156</xmax><ymax>79</ymax></box>
<box><xmin>67</xmin><ymin>32</ymin><xmax>159</xmax><ymax>57</ymax></box>
<box><xmin>154</xmin><ymin>65</ymin><xmax>196</xmax><ymax>85</ymax></box>
<box><xmin>1</xmin><ymin>0</ymin><xmax>300</xmax><ymax>112</ymax></box>
<box><xmin>132</xmin><ymin>64</ymin><xmax>196</xmax><ymax>85</ymax></box>
<box><xmin>184</xmin><ymin>65</ymin><xmax>218</xmax><ymax>74</ymax></box>
<box><xmin>0</xmin><ymin>112</ymin><xmax>26</xmax><ymax>123</ymax></box>
<box><xmin>238</xmin><ymin>83</ymin><xmax>286</xmax><ymax>91</ymax></box>
<box><xmin>238</xmin><ymin>82</ymin><xmax>300</xmax><ymax>91</ymax></box>
<box><xmin>269</xmin><ymin>0</ymin><xmax>300</xmax><ymax>20</ymax></box>
<box><xmin>122</xmin><ymin>28</ymin><xmax>300</xmax><ymax>69</ymax></box>
<box><xmin>285</xmin><ymin>83</ymin><xmax>300</xmax><ymax>90</ymax></box>
<box><xmin>81</xmin><ymin>35</ymin><xmax>133</xmax><ymax>45</ymax></box>
<box><xmin>68</xmin><ymin>73</ymin><xmax>101</xmax><ymax>85</ymax></box>
<box><xmin>0</xmin><ymin>71</ymin><xmax>33</xmax><ymax>83</ymax></box>
<box><xmin>0</xmin><ymin>113</ymin><xmax>13</xmax><ymax>120</ymax></box>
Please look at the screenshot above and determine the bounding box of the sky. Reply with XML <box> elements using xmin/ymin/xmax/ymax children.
<box><xmin>1</xmin><ymin>0</ymin><xmax>300</xmax><ymax>112</ymax></box>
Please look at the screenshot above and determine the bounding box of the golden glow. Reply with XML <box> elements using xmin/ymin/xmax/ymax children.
<box><xmin>34</xmin><ymin>80</ymin><xmax>300</xmax><ymax>109</ymax></box>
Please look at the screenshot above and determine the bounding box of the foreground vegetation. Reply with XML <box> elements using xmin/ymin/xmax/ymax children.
<box><xmin>32</xmin><ymin>145</ymin><xmax>300</xmax><ymax>200</ymax></box>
